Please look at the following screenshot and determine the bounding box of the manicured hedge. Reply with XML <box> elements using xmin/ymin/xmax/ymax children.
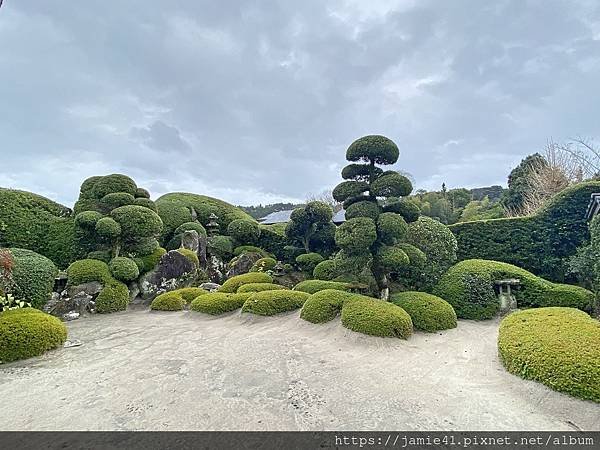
<box><xmin>391</xmin><ymin>291</ymin><xmax>457</xmax><ymax>332</ymax></box>
<box><xmin>341</xmin><ymin>297</ymin><xmax>413</xmax><ymax>339</ymax></box>
<box><xmin>295</xmin><ymin>253</ymin><xmax>324</xmax><ymax>274</ymax></box>
<box><xmin>237</xmin><ymin>283</ymin><xmax>288</xmax><ymax>293</ymax></box>
<box><xmin>433</xmin><ymin>259</ymin><xmax>595</xmax><ymax>320</ymax></box>
<box><xmin>150</xmin><ymin>291</ymin><xmax>186</xmax><ymax>311</ymax></box>
<box><xmin>190</xmin><ymin>292</ymin><xmax>251</xmax><ymax>315</ymax></box>
<box><xmin>498</xmin><ymin>308</ymin><xmax>600</xmax><ymax>403</ymax></box>
<box><xmin>241</xmin><ymin>290</ymin><xmax>310</xmax><ymax>316</ymax></box>
<box><xmin>0</xmin><ymin>308</ymin><xmax>67</xmax><ymax>363</ymax></box>
<box><xmin>108</xmin><ymin>257</ymin><xmax>139</xmax><ymax>282</ymax></box>
<box><xmin>95</xmin><ymin>281</ymin><xmax>129</xmax><ymax>313</ymax></box>
<box><xmin>219</xmin><ymin>272</ymin><xmax>272</xmax><ymax>293</ymax></box>
<box><xmin>9</xmin><ymin>248</ymin><xmax>58</xmax><ymax>309</ymax></box>
<box><xmin>293</xmin><ymin>280</ymin><xmax>350</xmax><ymax>294</ymax></box>
<box><xmin>312</xmin><ymin>259</ymin><xmax>337</xmax><ymax>281</ymax></box>
<box><xmin>300</xmin><ymin>289</ymin><xmax>358</xmax><ymax>323</ymax></box>
<box><xmin>449</xmin><ymin>181</ymin><xmax>600</xmax><ymax>281</ymax></box>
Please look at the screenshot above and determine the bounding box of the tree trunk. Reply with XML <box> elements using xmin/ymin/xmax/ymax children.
<box><xmin>371</xmin><ymin>266</ymin><xmax>389</xmax><ymax>300</ymax></box>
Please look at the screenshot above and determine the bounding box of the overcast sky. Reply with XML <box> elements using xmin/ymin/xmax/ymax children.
<box><xmin>1</xmin><ymin>0</ymin><xmax>599</xmax><ymax>207</ymax></box>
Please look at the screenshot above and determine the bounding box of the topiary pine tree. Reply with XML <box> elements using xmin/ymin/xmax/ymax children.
<box><xmin>332</xmin><ymin>135</ymin><xmax>423</xmax><ymax>299</ymax></box>
<box><xmin>285</xmin><ymin>201</ymin><xmax>335</xmax><ymax>253</ymax></box>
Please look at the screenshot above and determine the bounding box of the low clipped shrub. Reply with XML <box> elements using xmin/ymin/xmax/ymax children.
<box><xmin>237</xmin><ymin>283</ymin><xmax>288</xmax><ymax>293</ymax></box>
<box><xmin>9</xmin><ymin>248</ymin><xmax>58</xmax><ymax>309</ymax></box>
<box><xmin>228</xmin><ymin>219</ymin><xmax>260</xmax><ymax>244</ymax></box>
<box><xmin>433</xmin><ymin>259</ymin><xmax>595</xmax><ymax>320</ymax></box>
<box><xmin>219</xmin><ymin>272</ymin><xmax>272</xmax><ymax>293</ymax></box>
<box><xmin>498</xmin><ymin>308</ymin><xmax>600</xmax><ymax>403</ymax></box>
<box><xmin>176</xmin><ymin>287</ymin><xmax>209</xmax><ymax>303</ymax></box>
<box><xmin>234</xmin><ymin>245</ymin><xmax>272</xmax><ymax>258</ymax></box>
<box><xmin>300</xmin><ymin>289</ymin><xmax>358</xmax><ymax>324</ymax></box>
<box><xmin>0</xmin><ymin>308</ymin><xmax>67</xmax><ymax>363</ymax></box>
<box><xmin>250</xmin><ymin>257</ymin><xmax>277</xmax><ymax>273</ymax></box>
<box><xmin>207</xmin><ymin>235</ymin><xmax>235</xmax><ymax>260</ymax></box>
<box><xmin>341</xmin><ymin>297</ymin><xmax>413</xmax><ymax>339</ymax></box>
<box><xmin>150</xmin><ymin>291</ymin><xmax>186</xmax><ymax>311</ymax></box>
<box><xmin>391</xmin><ymin>291</ymin><xmax>457</xmax><ymax>332</ymax></box>
<box><xmin>190</xmin><ymin>292</ymin><xmax>251</xmax><ymax>315</ymax></box>
<box><xmin>66</xmin><ymin>259</ymin><xmax>112</xmax><ymax>286</ymax></box>
<box><xmin>312</xmin><ymin>259</ymin><xmax>337</xmax><ymax>281</ymax></box>
<box><xmin>95</xmin><ymin>281</ymin><xmax>129</xmax><ymax>313</ymax></box>
<box><xmin>295</xmin><ymin>253</ymin><xmax>324</xmax><ymax>274</ymax></box>
<box><xmin>293</xmin><ymin>280</ymin><xmax>350</xmax><ymax>294</ymax></box>
<box><xmin>135</xmin><ymin>247</ymin><xmax>166</xmax><ymax>273</ymax></box>
<box><xmin>108</xmin><ymin>257</ymin><xmax>139</xmax><ymax>282</ymax></box>
<box><xmin>241</xmin><ymin>290</ymin><xmax>310</xmax><ymax>316</ymax></box>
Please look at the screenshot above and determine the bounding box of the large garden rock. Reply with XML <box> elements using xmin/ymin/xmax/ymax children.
<box><xmin>225</xmin><ymin>252</ymin><xmax>262</xmax><ymax>279</ymax></box>
<box><xmin>67</xmin><ymin>281</ymin><xmax>103</xmax><ymax>299</ymax></box>
<box><xmin>181</xmin><ymin>230</ymin><xmax>208</xmax><ymax>269</ymax></box>
<box><xmin>199</xmin><ymin>282</ymin><xmax>221</xmax><ymax>292</ymax></box>
<box><xmin>43</xmin><ymin>290</ymin><xmax>94</xmax><ymax>319</ymax></box>
<box><xmin>139</xmin><ymin>250</ymin><xmax>197</xmax><ymax>300</ymax></box>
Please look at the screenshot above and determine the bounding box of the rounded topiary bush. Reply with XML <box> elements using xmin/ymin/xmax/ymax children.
<box><xmin>75</xmin><ymin>210</ymin><xmax>103</xmax><ymax>228</ymax></box>
<box><xmin>383</xmin><ymin>199</ymin><xmax>421</xmax><ymax>223</ymax></box>
<box><xmin>95</xmin><ymin>217</ymin><xmax>122</xmax><ymax>239</ymax></box>
<box><xmin>95</xmin><ymin>282</ymin><xmax>129</xmax><ymax>313</ymax></box>
<box><xmin>498</xmin><ymin>307</ymin><xmax>600</xmax><ymax>403</ymax></box>
<box><xmin>346</xmin><ymin>135</ymin><xmax>399</xmax><ymax>165</ymax></box>
<box><xmin>219</xmin><ymin>272</ymin><xmax>273</xmax><ymax>293</ymax></box>
<box><xmin>335</xmin><ymin>218</ymin><xmax>377</xmax><ymax>253</ymax></box>
<box><xmin>234</xmin><ymin>246</ymin><xmax>271</xmax><ymax>258</ymax></box>
<box><xmin>91</xmin><ymin>174</ymin><xmax>137</xmax><ymax>199</ymax></box>
<box><xmin>66</xmin><ymin>259</ymin><xmax>112</xmax><ymax>286</ymax></box>
<box><xmin>8</xmin><ymin>248</ymin><xmax>58</xmax><ymax>309</ymax></box>
<box><xmin>313</xmin><ymin>259</ymin><xmax>338</xmax><ymax>281</ymax></box>
<box><xmin>111</xmin><ymin>205</ymin><xmax>163</xmax><ymax>238</ymax></box>
<box><xmin>135</xmin><ymin>247</ymin><xmax>166</xmax><ymax>273</ymax></box>
<box><xmin>190</xmin><ymin>292</ymin><xmax>251</xmax><ymax>315</ymax></box>
<box><xmin>300</xmin><ymin>289</ymin><xmax>359</xmax><ymax>324</ymax></box>
<box><xmin>208</xmin><ymin>235</ymin><xmax>235</xmax><ymax>260</ymax></box>
<box><xmin>176</xmin><ymin>287</ymin><xmax>209</xmax><ymax>303</ymax></box>
<box><xmin>108</xmin><ymin>257</ymin><xmax>139</xmax><ymax>282</ymax></box>
<box><xmin>391</xmin><ymin>291</ymin><xmax>457</xmax><ymax>332</ymax></box>
<box><xmin>133</xmin><ymin>197</ymin><xmax>157</xmax><ymax>211</ymax></box>
<box><xmin>227</xmin><ymin>219</ymin><xmax>260</xmax><ymax>244</ymax></box>
<box><xmin>100</xmin><ymin>192</ymin><xmax>135</xmax><ymax>211</ymax></box>
<box><xmin>293</xmin><ymin>280</ymin><xmax>350</xmax><ymax>294</ymax></box>
<box><xmin>295</xmin><ymin>253</ymin><xmax>324</xmax><ymax>274</ymax></box>
<box><xmin>0</xmin><ymin>308</ymin><xmax>67</xmax><ymax>363</ymax></box>
<box><xmin>345</xmin><ymin>200</ymin><xmax>381</xmax><ymax>221</ymax></box>
<box><xmin>241</xmin><ymin>290</ymin><xmax>310</xmax><ymax>316</ymax></box>
<box><xmin>341</xmin><ymin>297</ymin><xmax>413</xmax><ymax>339</ymax></box>
<box><xmin>150</xmin><ymin>291</ymin><xmax>186</xmax><ymax>311</ymax></box>
<box><xmin>237</xmin><ymin>283</ymin><xmax>288</xmax><ymax>293</ymax></box>
<box><xmin>250</xmin><ymin>257</ymin><xmax>277</xmax><ymax>273</ymax></box>
<box><xmin>377</xmin><ymin>212</ymin><xmax>408</xmax><ymax>245</ymax></box>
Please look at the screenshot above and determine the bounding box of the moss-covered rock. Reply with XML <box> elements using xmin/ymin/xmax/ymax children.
<box><xmin>300</xmin><ymin>289</ymin><xmax>358</xmax><ymax>324</ymax></box>
<box><xmin>293</xmin><ymin>280</ymin><xmax>350</xmax><ymax>294</ymax></box>
<box><xmin>241</xmin><ymin>290</ymin><xmax>310</xmax><ymax>316</ymax></box>
<box><xmin>219</xmin><ymin>272</ymin><xmax>273</xmax><ymax>293</ymax></box>
<box><xmin>498</xmin><ymin>308</ymin><xmax>600</xmax><ymax>403</ymax></box>
<box><xmin>391</xmin><ymin>291</ymin><xmax>457</xmax><ymax>332</ymax></box>
<box><xmin>341</xmin><ymin>297</ymin><xmax>413</xmax><ymax>338</ymax></box>
<box><xmin>0</xmin><ymin>308</ymin><xmax>67</xmax><ymax>363</ymax></box>
<box><xmin>250</xmin><ymin>257</ymin><xmax>277</xmax><ymax>273</ymax></box>
<box><xmin>190</xmin><ymin>292</ymin><xmax>251</xmax><ymax>315</ymax></box>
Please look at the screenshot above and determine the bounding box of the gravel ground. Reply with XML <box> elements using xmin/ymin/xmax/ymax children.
<box><xmin>1</xmin><ymin>308</ymin><xmax>598</xmax><ymax>431</ymax></box>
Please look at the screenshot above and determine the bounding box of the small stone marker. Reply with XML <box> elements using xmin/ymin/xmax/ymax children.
<box><xmin>494</xmin><ymin>279</ymin><xmax>520</xmax><ymax>314</ymax></box>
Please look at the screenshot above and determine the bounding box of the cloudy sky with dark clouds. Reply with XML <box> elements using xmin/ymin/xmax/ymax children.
<box><xmin>1</xmin><ymin>0</ymin><xmax>600</xmax><ymax>207</ymax></box>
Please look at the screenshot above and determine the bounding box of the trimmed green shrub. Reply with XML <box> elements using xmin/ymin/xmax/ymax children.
<box><xmin>135</xmin><ymin>247</ymin><xmax>166</xmax><ymax>273</ymax></box>
<box><xmin>449</xmin><ymin>181</ymin><xmax>600</xmax><ymax>281</ymax></box>
<box><xmin>341</xmin><ymin>297</ymin><xmax>413</xmax><ymax>339</ymax></box>
<box><xmin>345</xmin><ymin>200</ymin><xmax>381</xmax><ymax>221</ymax></box>
<box><xmin>300</xmin><ymin>289</ymin><xmax>358</xmax><ymax>323</ymax></box>
<box><xmin>498</xmin><ymin>308</ymin><xmax>600</xmax><ymax>402</ymax></box>
<box><xmin>250</xmin><ymin>257</ymin><xmax>277</xmax><ymax>273</ymax></box>
<box><xmin>346</xmin><ymin>135</ymin><xmax>399</xmax><ymax>165</ymax></box>
<box><xmin>150</xmin><ymin>291</ymin><xmax>186</xmax><ymax>311</ymax></box>
<box><xmin>108</xmin><ymin>257</ymin><xmax>139</xmax><ymax>282</ymax></box>
<box><xmin>111</xmin><ymin>205</ymin><xmax>163</xmax><ymax>238</ymax></box>
<box><xmin>0</xmin><ymin>308</ymin><xmax>67</xmax><ymax>363</ymax></box>
<box><xmin>391</xmin><ymin>291</ymin><xmax>457</xmax><ymax>332</ymax></box>
<box><xmin>285</xmin><ymin>202</ymin><xmax>335</xmax><ymax>254</ymax></box>
<box><xmin>75</xmin><ymin>210</ymin><xmax>103</xmax><ymax>228</ymax></box>
<box><xmin>383</xmin><ymin>200</ymin><xmax>420</xmax><ymax>223</ymax></box>
<box><xmin>177</xmin><ymin>248</ymin><xmax>199</xmax><ymax>268</ymax></box>
<box><xmin>207</xmin><ymin>235</ymin><xmax>235</xmax><ymax>260</ymax></box>
<box><xmin>313</xmin><ymin>259</ymin><xmax>337</xmax><ymax>281</ymax></box>
<box><xmin>335</xmin><ymin>218</ymin><xmax>378</xmax><ymax>253</ymax></box>
<box><xmin>166</xmin><ymin>222</ymin><xmax>208</xmax><ymax>249</ymax></box>
<box><xmin>177</xmin><ymin>287</ymin><xmax>209</xmax><ymax>303</ymax></box>
<box><xmin>377</xmin><ymin>212</ymin><xmax>408</xmax><ymax>245</ymax></box>
<box><xmin>219</xmin><ymin>272</ymin><xmax>273</xmax><ymax>293</ymax></box>
<box><xmin>227</xmin><ymin>219</ymin><xmax>260</xmax><ymax>245</ymax></box>
<box><xmin>91</xmin><ymin>174</ymin><xmax>137</xmax><ymax>199</ymax></box>
<box><xmin>100</xmin><ymin>192</ymin><xmax>135</xmax><ymax>212</ymax></box>
<box><xmin>8</xmin><ymin>248</ymin><xmax>58</xmax><ymax>309</ymax></box>
<box><xmin>66</xmin><ymin>259</ymin><xmax>111</xmax><ymax>286</ymax></box>
<box><xmin>133</xmin><ymin>198</ymin><xmax>157</xmax><ymax>212</ymax></box>
<box><xmin>87</xmin><ymin>250</ymin><xmax>112</xmax><ymax>264</ymax></box>
<box><xmin>95</xmin><ymin>217</ymin><xmax>121</xmax><ymax>239</ymax></box>
<box><xmin>241</xmin><ymin>290</ymin><xmax>310</xmax><ymax>316</ymax></box>
<box><xmin>433</xmin><ymin>259</ymin><xmax>595</xmax><ymax>320</ymax></box>
<box><xmin>135</xmin><ymin>187</ymin><xmax>150</xmax><ymax>199</ymax></box>
<box><xmin>293</xmin><ymin>280</ymin><xmax>350</xmax><ymax>294</ymax></box>
<box><xmin>257</xmin><ymin>224</ymin><xmax>288</xmax><ymax>260</ymax></box>
<box><xmin>95</xmin><ymin>281</ymin><xmax>129</xmax><ymax>313</ymax></box>
<box><xmin>295</xmin><ymin>253</ymin><xmax>324</xmax><ymax>274</ymax></box>
<box><xmin>237</xmin><ymin>283</ymin><xmax>288</xmax><ymax>293</ymax></box>
<box><xmin>190</xmin><ymin>292</ymin><xmax>251</xmax><ymax>315</ymax></box>
<box><xmin>234</xmin><ymin>245</ymin><xmax>271</xmax><ymax>258</ymax></box>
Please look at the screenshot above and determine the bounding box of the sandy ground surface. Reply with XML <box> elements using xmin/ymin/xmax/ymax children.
<box><xmin>0</xmin><ymin>308</ymin><xmax>598</xmax><ymax>431</ymax></box>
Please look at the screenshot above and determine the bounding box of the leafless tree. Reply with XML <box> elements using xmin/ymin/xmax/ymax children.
<box><xmin>553</xmin><ymin>138</ymin><xmax>600</xmax><ymax>179</ymax></box>
<box><xmin>305</xmin><ymin>189</ymin><xmax>343</xmax><ymax>213</ymax></box>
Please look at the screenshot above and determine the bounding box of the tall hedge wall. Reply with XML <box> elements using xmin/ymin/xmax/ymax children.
<box><xmin>449</xmin><ymin>182</ymin><xmax>600</xmax><ymax>281</ymax></box>
<box><xmin>0</xmin><ymin>188</ymin><xmax>78</xmax><ymax>268</ymax></box>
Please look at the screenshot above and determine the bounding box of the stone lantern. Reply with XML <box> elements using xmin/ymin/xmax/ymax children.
<box><xmin>494</xmin><ymin>279</ymin><xmax>520</xmax><ymax>314</ymax></box>
<box><xmin>206</xmin><ymin>213</ymin><xmax>220</xmax><ymax>237</ymax></box>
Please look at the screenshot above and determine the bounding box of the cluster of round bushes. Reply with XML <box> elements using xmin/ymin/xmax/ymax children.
<box><xmin>0</xmin><ymin>308</ymin><xmax>67</xmax><ymax>363</ymax></box>
<box><xmin>241</xmin><ymin>290</ymin><xmax>310</xmax><ymax>316</ymax></box>
<box><xmin>218</xmin><ymin>272</ymin><xmax>273</xmax><ymax>293</ymax></box>
<box><xmin>433</xmin><ymin>259</ymin><xmax>595</xmax><ymax>320</ymax></box>
<box><xmin>293</xmin><ymin>280</ymin><xmax>350</xmax><ymax>294</ymax></box>
<box><xmin>498</xmin><ymin>308</ymin><xmax>600</xmax><ymax>403</ymax></box>
<box><xmin>237</xmin><ymin>283</ymin><xmax>288</xmax><ymax>293</ymax></box>
<box><xmin>150</xmin><ymin>287</ymin><xmax>209</xmax><ymax>311</ymax></box>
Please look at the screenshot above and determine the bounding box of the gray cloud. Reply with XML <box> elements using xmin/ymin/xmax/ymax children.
<box><xmin>1</xmin><ymin>0</ymin><xmax>599</xmax><ymax>206</ymax></box>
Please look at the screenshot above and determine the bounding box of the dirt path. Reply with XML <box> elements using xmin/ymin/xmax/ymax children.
<box><xmin>1</xmin><ymin>309</ymin><xmax>598</xmax><ymax>431</ymax></box>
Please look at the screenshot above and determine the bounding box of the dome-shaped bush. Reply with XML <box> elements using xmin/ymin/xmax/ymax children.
<box><xmin>341</xmin><ymin>297</ymin><xmax>413</xmax><ymax>338</ymax></box>
<box><xmin>219</xmin><ymin>272</ymin><xmax>273</xmax><ymax>293</ymax></box>
<box><xmin>75</xmin><ymin>210</ymin><xmax>104</xmax><ymax>228</ymax></box>
<box><xmin>371</xmin><ymin>172</ymin><xmax>413</xmax><ymax>197</ymax></box>
<box><xmin>250</xmin><ymin>257</ymin><xmax>277</xmax><ymax>272</ymax></box>
<box><xmin>295</xmin><ymin>253</ymin><xmax>324</xmax><ymax>274</ymax></box>
<box><xmin>0</xmin><ymin>309</ymin><xmax>67</xmax><ymax>363</ymax></box>
<box><xmin>396</xmin><ymin>243</ymin><xmax>426</xmax><ymax>267</ymax></box>
<box><xmin>190</xmin><ymin>292</ymin><xmax>251</xmax><ymax>315</ymax></box>
<box><xmin>304</xmin><ymin>201</ymin><xmax>334</xmax><ymax>223</ymax></box>
<box><xmin>95</xmin><ymin>217</ymin><xmax>121</xmax><ymax>239</ymax></box>
<box><xmin>377</xmin><ymin>212</ymin><xmax>408</xmax><ymax>244</ymax></box>
<box><xmin>111</xmin><ymin>205</ymin><xmax>163</xmax><ymax>238</ymax></box>
<box><xmin>391</xmin><ymin>291</ymin><xmax>457</xmax><ymax>332</ymax></box>
<box><xmin>95</xmin><ymin>281</ymin><xmax>129</xmax><ymax>313</ymax></box>
<box><xmin>345</xmin><ymin>200</ymin><xmax>381</xmax><ymax>221</ymax></box>
<box><xmin>384</xmin><ymin>199</ymin><xmax>420</xmax><ymax>223</ymax></box>
<box><xmin>346</xmin><ymin>135</ymin><xmax>399</xmax><ymax>165</ymax></box>
<box><xmin>108</xmin><ymin>257</ymin><xmax>139</xmax><ymax>282</ymax></box>
<box><xmin>135</xmin><ymin>187</ymin><xmax>151</xmax><ymax>199</ymax></box>
<box><xmin>66</xmin><ymin>259</ymin><xmax>112</xmax><ymax>286</ymax></box>
<box><xmin>150</xmin><ymin>291</ymin><xmax>186</xmax><ymax>311</ymax></box>
<box><xmin>100</xmin><ymin>192</ymin><xmax>135</xmax><ymax>211</ymax></box>
<box><xmin>332</xmin><ymin>181</ymin><xmax>370</xmax><ymax>202</ymax></box>
<box><xmin>133</xmin><ymin>197</ymin><xmax>157</xmax><ymax>212</ymax></box>
<box><xmin>227</xmin><ymin>219</ymin><xmax>260</xmax><ymax>244</ymax></box>
<box><xmin>241</xmin><ymin>290</ymin><xmax>310</xmax><ymax>316</ymax></box>
<box><xmin>300</xmin><ymin>289</ymin><xmax>359</xmax><ymax>323</ymax></box>
<box><xmin>237</xmin><ymin>283</ymin><xmax>288</xmax><ymax>293</ymax></box>
<box><xmin>313</xmin><ymin>259</ymin><xmax>338</xmax><ymax>280</ymax></box>
<box><xmin>376</xmin><ymin>245</ymin><xmax>409</xmax><ymax>270</ymax></box>
<box><xmin>135</xmin><ymin>247</ymin><xmax>166</xmax><ymax>273</ymax></box>
<box><xmin>91</xmin><ymin>174</ymin><xmax>137</xmax><ymax>199</ymax></box>
<box><xmin>342</xmin><ymin>164</ymin><xmax>383</xmax><ymax>181</ymax></box>
<box><xmin>293</xmin><ymin>280</ymin><xmax>350</xmax><ymax>294</ymax></box>
<box><xmin>8</xmin><ymin>248</ymin><xmax>58</xmax><ymax>309</ymax></box>
<box><xmin>207</xmin><ymin>235</ymin><xmax>234</xmax><ymax>260</ymax></box>
<box><xmin>335</xmin><ymin>218</ymin><xmax>377</xmax><ymax>253</ymax></box>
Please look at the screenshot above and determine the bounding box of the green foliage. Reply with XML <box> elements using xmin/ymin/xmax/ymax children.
<box><xmin>313</xmin><ymin>259</ymin><xmax>338</xmax><ymax>281</ymax></box>
<box><xmin>402</xmin><ymin>217</ymin><xmax>457</xmax><ymax>291</ymax></box>
<box><xmin>459</xmin><ymin>196</ymin><xmax>505</xmax><ymax>222</ymax></box>
<box><xmin>239</xmin><ymin>202</ymin><xmax>302</xmax><ymax>220</ymax></box>
<box><xmin>190</xmin><ymin>292</ymin><xmax>251</xmax><ymax>315</ymax></box>
<box><xmin>176</xmin><ymin>287</ymin><xmax>209</xmax><ymax>303</ymax></box>
<box><xmin>377</xmin><ymin>212</ymin><xmax>408</xmax><ymax>245</ymax></box>
<box><xmin>237</xmin><ymin>283</ymin><xmax>288</xmax><ymax>293</ymax></box>
<box><xmin>498</xmin><ymin>308</ymin><xmax>600</xmax><ymax>403</ymax></box>
<box><xmin>300</xmin><ymin>289</ymin><xmax>358</xmax><ymax>323</ymax></box>
<box><xmin>95</xmin><ymin>281</ymin><xmax>129</xmax><ymax>313</ymax></box>
<box><xmin>0</xmin><ymin>188</ymin><xmax>78</xmax><ymax>268</ymax></box>
<box><xmin>135</xmin><ymin>187</ymin><xmax>151</xmax><ymax>199</ymax></box>
<box><xmin>346</xmin><ymin>135</ymin><xmax>399</xmax><ymax>165</ymax></box>
<box><xmin>250</xmin><ymin>257</ymin><xmax>277</xmax><ymax>273</ymax></box>
<box><xmin>383</xmin><ymin>199</ymin><xmax>421</xmax><ymax>223</ymax></box>
<box><xmin>133</xmin><ymin>197</ymin><xmax>157</xmax><ymax>212</ymax></box>
<box><xmin>375</xmin><ymin>245</ymin><xmax>409</xmax><ymax>271</ymax></box>
<box><xmin>345</xmin><ymin>200</ymin><xmax>380</xmax><ymax>221</ymax></box>
<box><xmin>295</xmin><ymin>253</ymin><xmax>324</xmax><ymax>274</ymax></box>
<box><xmin>449</xmin><ymin>181</ymin><xmax>600</xmax><ymax>281</ymax></box>
<box><xmin>396</xmin><ymin>243</ymin><xmax>427</xmax><ymax>267</ymax></box>
<box><xmin>108</xmin><ymin>257</ymin><xmax>139</xmax><ymax>282</ymax></box>
<box><xmin>332</xmin><ymin>181</ymin><xmax>370</xmax><ymax>202</ymax></box>
<box><xmin>95</xmin><ymin>217</ymin><xmax>121</xmax><ymax>239</ymax></box>
<box><xmin>234</xmin><ymin>245</ymin><xmax>272</xmax><ymax>258</ymax></box>
<box><xmin>293</xmin><ymin>280</ymin><xmax>350</xmax><ymax>294</ymax></box>
<box><xmin>433</xmin><ymin>259</ymin><xmax>595</xmax><ymax>320</ymax></box>
<box><xmin>335</xmin><ymin>218</ymin><xmax>377</xmax><ymax>253</ymax></box>
<box><xmin>502</xmin><ymin>153</ymin><xmax>547</xmax><ymax>213</ymax></box>
<box><xmin>176</xmin><ymin>248</ymin><xmax>199</xmax><ymax>268</ymax></box>
<box><xmin>0</xmin><ymin>294</ymin><xmax>31</xmax><ymax>312</ymax></box>
<box><xmin>207</xmin><ymin>235</ymin><xmax>234</xmax><ymax>261</ymax></box>
<box><xmin>568</xmin><ymin>214</ymin><xmax>600</xmax><ymax>293</ymax></box>
<box><xmin>285</xmin><ymin>202</ymin><xmax>334</xmax><ymax>253</ymax></box>
<box><xmin>241</xmin><ymin>290</ymin><xmax>310</xmax><ymax>316</ymax></box>
<box><xmin>150</xmin><ymin>291</ymin><xmax>186</xmax><ymax>311</ymax></box>
<box><xmin>111</xmin><ymin>205</ymin><xmax>163</xmax><ymax>240</ymax></box>
<box><xmin>91</xmin><ymin>174</ymin><xmax>137</xmax><ymax>199</ymax></box>
<box><xmin>256</xmin><ymin>225</ymin><xmax>287</xmax><ymax>260</ymax></box>
<box><xmin>87</xmin><ymin>250</ymin><xmax>112</xmax><ymax>263</ymax></box>
<box><xmin>8</xmin><ymin>248</ymin><xmax>58</xmax><ymax>309</ymax></box>
<box><xmin>391</xmin><ymin>292</ymin><xmax>457</xmax><ymax>332</ymax></box>
<box><xmin>219</xmin><ymin>272</ymin><xmax>273</xmax><ymax>293</ymax></box>
<box><xmin>371</xmin><ymin>172</ymin><xmax>413</xmax><ymax>198</ymax></box>
<box><xmin>340</xmin><ymin>297</ymin><xmax>413</xmax><ymax>339</ymax></box>
<box><xmin>66</xmin><ymin>259</ymin><xmax>112</xmax><ymax>286</ymax></box>
<box><xmin>135</xmin><ymin>247</ymin><xmax>166</xmax><ymax>273</ymax></box>
<box><xmin>342</xmin><ymin>163</ymin><xmax>383</xmax><ymax>181</ymax></box>
<box><xmin>227</xmin><ymin>219</ymin><xmax>261</xmax><ymax>245</ymax></box>
<box><xmin>75</xmin><ymin>211</ymin><xmax>103</xmax><ymax>228</ymax></box>
<box><xmin>0</xmin><ymin>309</ymin><xmax>67</xmax><ymax>363</ymax></box>
<box><xmin>174</xmin><ymin>222</ymin><xmax>207</xmax><ymax>238</ymax></box>
<box><xmin>100</xmin><ymin>192</ymin><xmax>135</xmax><ymax>212</ymax></box>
